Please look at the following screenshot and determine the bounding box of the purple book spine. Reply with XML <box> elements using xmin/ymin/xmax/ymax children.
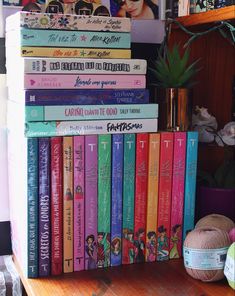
<box><xmin>38</xmin><ymin>137</ymin><xmax>50</xmax><ymax>277</ymax></box>
<box><xmin>85</xmin><ymin>135</ymin><xmax>98</xmax><ymax>270</ymax></box>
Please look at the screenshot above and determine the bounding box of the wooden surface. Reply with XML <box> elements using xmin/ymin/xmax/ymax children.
<box><xmin>15</xmin><ymin>258</ymin><xmax>234</xmax><ymax>296</ymax></box>
<box><xmin>176</xmin><ymin>6</ymin><xmax>235</xmax><ymax>27</ymax></box>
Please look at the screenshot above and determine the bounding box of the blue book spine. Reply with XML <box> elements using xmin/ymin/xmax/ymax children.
<box><xmin>20</xmin><ymin>29</ymin><xmax>130</xmax><ymax>49</ymax></box>
<box><xmin>183</xmin><ymin>132</ymin><xmax>198</xmax><ymax>241</ymax></box>
<box><xmin>25</xmin><ymin>89</ymin><xmax>149</xmax><ymax>106</ymax></box>
<box><xmin>38</xmin><ymin>138</ymin><xmax>50</xmax><ymax>277</ymax></box>
<box><xmin>27</xmin><ymin>138</ymin><xmax>39</xmax><ymax>278</ymax></box>
<box><xmin>111</xmin><ymin>134</ymin><xmax>124</xmax><ymax>266</ymax></box>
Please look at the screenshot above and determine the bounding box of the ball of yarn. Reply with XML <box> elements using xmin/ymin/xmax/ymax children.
<box><xmin>195</xmin><ymin>214</ymin><xmax>235</xmax><ymax>233</ymax></box>
<box><xmin>224</xmin><ymin>243</ymin><xmax>235</xmax><ymax>290</ymax></box>
<box><xmin>183</xmin><ymin>227</ymin><xmax>231</xmax><ymax>282</ymax></box>
<box><xmin>229</xmin><ymin>228</ymin><xmax>235</xmax><ymax>243</ymax></box>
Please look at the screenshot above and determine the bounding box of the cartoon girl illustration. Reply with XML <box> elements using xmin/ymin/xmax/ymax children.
<box><xmin>122</xmin><ymin>228</ymin><xmax>135</xmax><ymax>264</ymax></box>
<box><xmin>111</xmin><ymin>237</ymin><xmax>121</xmax><ymax>256</ymax></box>
<box><xmin>74</xmin><ymin>185</ymin><xmax>83</xmax><ymax>200</ymax></box>
<box><xmin>146</xmin><ymin>231</ymin><xmax>157</xmax><ymax>262</ymax></box>
<box><xmin>169</xmin><ymin>224</ymin><xmax>181</xmax><ymax>259</ymax></box>
<box><xmin>157</xmin><ymin>225</ymin><xmax>168</xmax><ymax>261</ymax></box>
<box><xmin>65</xmin><ymin>188</ymin><xmax>73</xmax><ymax>201</ymax></box>
<box><xmin>134</xmin><ymin>228</ymin><xmax>145</xmax><ymax>263</ymax></box>
<box><xmin>85</xmin><ymin>234</ymin><xmax>96</xmax><ymax>269</ymax></box>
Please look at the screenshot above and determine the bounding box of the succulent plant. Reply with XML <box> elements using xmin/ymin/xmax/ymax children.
<box><xmin>149</xmin><ymin>44</ymin><xmax>200</xmax><ymax>88</ymax></box>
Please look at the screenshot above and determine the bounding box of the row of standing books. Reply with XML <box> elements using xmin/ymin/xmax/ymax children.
<box><xmin>15</xmin><ymin>131</ymin><xmax>198</xmax><ymax>278</ymax></box>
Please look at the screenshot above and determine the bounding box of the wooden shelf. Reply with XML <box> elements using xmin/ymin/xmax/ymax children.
<box><xmin>14</xmin><ymin>257</ymin><xmax>234</xmax><ymax>296</ymax></box>
<box><xmin>176</xmin><ymin>5</ymin><xmax>235</xmax><ymax>27</ymax></box>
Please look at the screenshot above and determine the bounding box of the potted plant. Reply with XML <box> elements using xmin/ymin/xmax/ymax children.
<box><xmin>149</xmin><ymin>44</ymin><xmax>200</xmax><ymax>131</ymax></box>
<box><xmin>192</xmin><ymin>106</ymin><xmax>235</xmax><ymax>221</ymax></box>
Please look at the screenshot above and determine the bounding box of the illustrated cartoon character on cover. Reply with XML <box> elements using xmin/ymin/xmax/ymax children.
<box><xmin>65</xmin><ymin>188</ymin><xmax>73</xmax><ymax>201</ymax></box>
<box><xmin>85</xmin><ymin>234</ymin><xmax>96</xmax><ymax>269</ymax></box>
<box><xmin>157</xmin><ymin>225</ymin><xmax>168</xmax><ymax>261</ymax></box>
<box><xmin>146</xmin><ymin>231</ymin><xmax>157</xmax><ymax>262</ymax></box>
<box><xmin>122</xmin><ymin>228</ymin><xmax>135</xmax><ymax>264</ymax></box>
<box><xmin>97</xmin><ymin>232</ymin><xmax>110</xmax><ymax>268</ymax></box>
<box><xmin>134</xmin><ymin>228</ymin><xmax>145</xmax><ymax>263</ymax></box>
<box><xmin>111</xmin><ymin>237</ymin><xmax>121</xmax><ymax>256</ymax></box>
<box><xmin>169</xmin><ymin>224</ymin><xmax>181</xmax><ymax>259</ymax></box>
<box><xmin>74</xmin><ymin>185</ymin><xmax>83</xmax><ymax>200</ymax></box>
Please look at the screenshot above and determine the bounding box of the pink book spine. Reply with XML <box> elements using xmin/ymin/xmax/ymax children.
<box><xmin>73</xmin><ymin>136</ymin><xmax>85</xmax><ymax>271</ymax></box>
<box><xmin>24</xmin><ymin>74</ymin><xmax>146</xmax><ymax>89</ymax></box>
<box><xmin>169</xmin><ymin>132</ymin><xmax>186</xmax><ymax>259</ymax></box>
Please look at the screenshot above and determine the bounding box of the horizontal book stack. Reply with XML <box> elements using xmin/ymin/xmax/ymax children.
<box><xmin>6</xmin><ymin>11</ymin><xmax>159</xmax><ymax>278</ymax></box>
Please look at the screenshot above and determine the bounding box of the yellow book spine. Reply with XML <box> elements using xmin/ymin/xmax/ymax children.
<box><xmin>63</xmin><ymin>137</ymin><xmax>74</xmax><ymax>273</ymax></box>
<box><xmin>21</xmin><ymin>47</ymin><xmax>131</xmax><ymax>59</ymax></box>
<box><xmin>145</xmin><ymin>133</ymin><xmax>160</xmax><ymax>262</ymax></box>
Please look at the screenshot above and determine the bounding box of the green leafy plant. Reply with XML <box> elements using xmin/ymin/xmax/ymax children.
<box><xmin>149</xmin><ymin>44</ymin><xmax>200</xmax><ymax>88</ymax></box>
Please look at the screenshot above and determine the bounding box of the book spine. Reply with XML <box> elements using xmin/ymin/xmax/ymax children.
<box><xmin>20</xmin><ymin>47</ymin><xmax>132</xmax><ymax>59</ymax></box>
<box><xmin>63</xmin><ymin>137</ymin><xmax>74</xmax><ymax>273</ymax></box>
<box><xmin>97</xmin><ymin>135</ymin><xmax>111</xmax><ymax>268</ymax></box>
<box><xmin>157</xmin><ymin>132</ymin><xmax>174</xmax><ymax>262</ymax></box>
<box><xmin>169</xmin><ymin>132</ymin><xmax>186</xmax><ymax>259</ymax></box>
<box><xmin>25</xmin><ymin>89</ymin><xmax>149</xmax><ymax>106</ymax></box>
<box><xmin>27</xmin><ymin>138</ymin><xmax>39</xmax><ymax>278</ymax></box>
<box><xmin>17</xmin><ymin>29</ymin><xmax>131</xmax><ymax>48</ymax></box>
<box><xmin>25</xmin><ymin>104</ymin><xmax>158</xmax><ymax>122</ymax></box>
<box><xmin>195</xmin><ymin>0</ymin><xmax>206</xmax><ymax>11</ymax></box>
<box><xmin>25</xmin><ymin>118</ymin><xmax>158</xmax><ymax>138</ymax></box>
<box><xmin>24</xmin><ymin>74</ymin><xmax>146</xmax><ymax>90</ymax></box>
<box><xmin>122</xmin><ymin>134</ymin><xmax>136</xmax><ymax>265</ymax></box>
<box><xmin>6</xmin><ymin>12</ymin><xmax>131</xmax><ymax>32</ymax></box>
<box><xmin>111</xmin><ymin>134</ymin><xmax>123</xmax><ymax>267</ymax></box>
<box><xmin>23</xmin><ymin>58</ymin><xmax>146</xmax><ymax>75</ymax></box>
<box><xmin>85</xmin><ymin>135</ymin><xmax>98</xmax><ymax>270</ymax></box>
<box><xmin>214</xmin><ymin>0</ymin><xmax>226</xmax><ymax>8</ymax></box>
<box><xmin>178</xmin><ymin>0</ymin><xmax>190</xmax><ymax>16</ymax></box>
<box><xmin>134</xmin><ymin>133</ymin><xmax>149</xmax><ymax>263</ymax></box>
<box><xmin>206</xmin><ymin>0</ymin><xmax>215</xmax><ymax>10</ymax></box>
<box><xmin>73</xmin><ymin>136</ymin><xmax>85</xmax><ymax>272</ymax></box>
<box><xmin>51</xmin><ymin>137</ymin><xmax>63</xmax><ymax>275</ymax></box>
<box><xmin>183</xmin><ymin>132</ymin><xmax>198</xmax><ymax>241</ymax></box>
<box><xmin>145</xmin><ymin>133</ymin><xmax>160</xmax><ymax>263</ymax></box>
<box><xmin>38</xmin><ymin>137</ymin><xmax>50</xmax><ymax>277</ymax></box>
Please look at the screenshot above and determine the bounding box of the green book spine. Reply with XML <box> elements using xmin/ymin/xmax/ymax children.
<box><xmin>97</xmin><ymin>135</ymin><xmax>111</xmax><ymax>268</ymax></box>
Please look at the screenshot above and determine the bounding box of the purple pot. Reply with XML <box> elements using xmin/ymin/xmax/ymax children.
<box><xmin>196</xmin><ymin>186</ymin><xmax>235</xmax><ymax>223</ymax></box>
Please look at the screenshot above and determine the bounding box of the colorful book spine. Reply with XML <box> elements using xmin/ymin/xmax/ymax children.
<box><xmin>23</xmin><ymin>58</ymin><xmax>146</xmax><ymax>75</ymax></box>
<box><xmin>122</xmin><ymin>134</ymin><xmax>136</xmax><ymax>265</ymax></box>
<box><xmin>7</xmin><ymin>29</ymin><xmax>131</xmax><ymax>48</ymax></box>
<box><xmin>25</xmin><ymin>119</ymin><xmax>158</xmax><ymax>138</ymax></box>
<box><xmin>24</xmin><ymin>89</ymin><xmax>149</xmax><ymax>106</ymax></box>
<box><xmin>97</xmin><ymin>135</ymin><xmax>111</xmax><ymax>268</ymax></box>
<box><xmin>63</xmin><ymin>137</ymin><xmax>74</xmax><ymax>273</ymax></box>
<box><xmin>25</xmin><ymin>104</ymin><xmax>158</xmax><ymax>122</ymax></box>
<box><xmin>157</xmin><ymin>132</ymin><xmax>174</xmax><ymax>262</ymax></box>
<box><xmin>169</xmin><ymin>132</ymin><xmax>186</xmax><ymax>260</ymax></box>
<box><xmin>23</xmin><ymin>74</ymin><xmax>146</xmax><ymax>90</ymax></box>
<box><xmin>111</xmin><ymin>134</ymin><xmax>123</xmax><ymax>267</ymax></box>
<box><xmin>85</xmin><ymin>135</ymin><xmax>98</xmax><ymax>270</ymax></box>
<box><xmin>38</xmin><ymin>137</ymin><xmax>50</xmax><ymax>277</ymax></box>
<box><xmin>145</xmin><ymin>133</ymin><xmax>160</xmax><ymax>263</ymax></box>
<box><xmin>183</xmin><ymin>132</ymin><xmax>198</xmax><ymax>241</ymax></box>
<box><xmin>27</xmin><ymin>138</ymin><xmax>38</xmax><ymax>278</ymax></box>
<box><xmin>51</xmin><ymin>137</ymin><xmax>63</xmax><ymax>275</ymax></box>
<box><xmin>73</xmin><ymin>136</ymin><xmax>85</xmax><ymax>272</ymax></box>
<box><xmin>20</xmin><ymin>47</ymin><xmax>132</xmax><ymax>59</ymax></box>
<box><xmin>6</xmin><ymin>12</ymin><xmax>131</xmax><ymax>32</ymax></box>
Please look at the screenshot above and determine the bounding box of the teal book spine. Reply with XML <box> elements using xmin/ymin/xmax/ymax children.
<box><xmin>19</xmin><ymin>29</ymin><xmax>131</xmax><ymax>49</ymax></box>
<box><xmin>183</xmin><ymin>131</ymin><xmax>198</xmax><ymax>241</ymax></box>
<box><xmin>97</xmin><ymin>135</ymin><xmax>111</xmax><ymax>268</ymax></box>
<box><xmin>122</xmin><ymin>134</ymin><xmax>136</xmax><ymax>265</ymax></box>
<box><xmin>27</xmin><ymin>138</ymin><xmax>38</xmax><ymax>278</ymax></box>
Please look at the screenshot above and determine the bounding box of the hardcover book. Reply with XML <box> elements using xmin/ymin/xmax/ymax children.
<box><xmin>122</xmin><ymin>134</ymin><xmax>136</xmax><ymax>265</ymax></box>
<box><xmin>51</xmin><ymin>137</ymin><xmax>63</xmax><ymax>275</ymax></box>
<box><xmin>85</xmin><ymin>135</ymin><xmax>98</xmax><ymax>270</ymax></box>
<box><xmin>63</xmin><ymin>137</ymin><xmax>74</xmax><ymax>273</ymax></box>
<box><xmin>38</xmin><ymin>137</ymin><xmax>50</xmax><ymax>277</ymax></box>
<box><xmin>157</xmin><ymin>132</ymin><xmax>174</xmax><ymax>262</ymax></box>
<box><xmin>145</xmin><ymin>133</ymin><xmax>160</xmax><ymax>263</ymax></box>
<box><xmin>73</xmin><ymin>136</ymin><xmax>85</xmax><ymax>271</ymax></box>
<box><xmin>169</xmin><ymin>132</ymin><xmax>186</xmax><ymax>259</ymax></box>
<box><xmin>98</xmin><ymin>135</ymin><xmax>111</xmax><ymax>268</ymax></box>
<box><xmin>111</xmin><ymin>134</ymin><xmax>123</xmax><ymax>267</ymax></box>
<box><xmin>134</xmin><ymin>133</ymin><xmax>149</xmax><ymax>264</ymax></box>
